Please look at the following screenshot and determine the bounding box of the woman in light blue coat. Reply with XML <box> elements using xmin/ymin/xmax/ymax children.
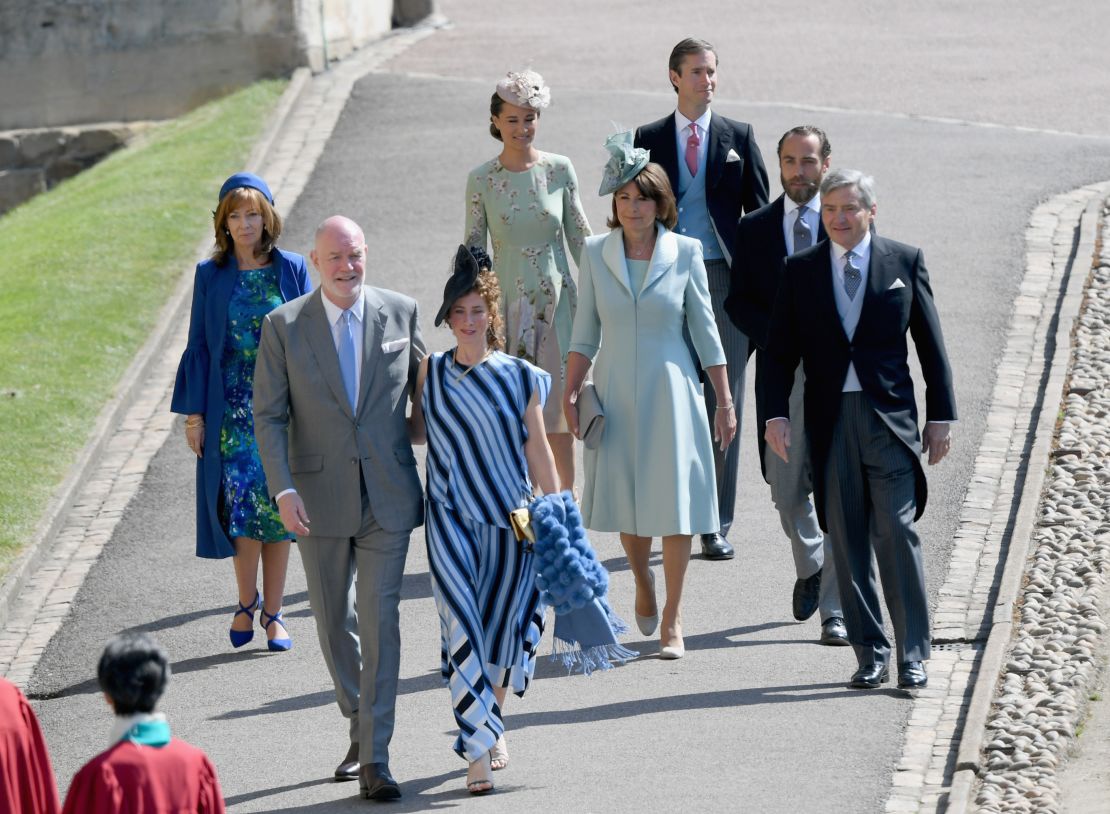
<box><xmin>563</xmin><ymin>134</ymin><xmax>736</xmax><ymax>660</ymax></box>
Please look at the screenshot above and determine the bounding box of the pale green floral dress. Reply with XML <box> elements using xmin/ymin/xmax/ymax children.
<box><xmin>465</xmin><ymin>152</ymin><xmax>591</xmax><ymax>432</ymax></box>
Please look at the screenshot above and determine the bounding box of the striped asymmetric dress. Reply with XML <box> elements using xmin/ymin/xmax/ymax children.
<box><xmin>422</xmin><ymin>349</ymin><xmax>549</xmax><ymax>760</ymax></box>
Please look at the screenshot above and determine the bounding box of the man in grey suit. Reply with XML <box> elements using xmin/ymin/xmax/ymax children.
<box><xmin>764</xmin><ymin>170</ymin><xmax>956</xmax><ymax>692</ymax></box>
<box><xmin>254</xmin><ymin>215</ymin><xmax>425</xmax><ymax>800</ymax></box>
<box><xmin>726</xmin><ymin>126</ymin><xmax>847</xmax><ymax>646</ymax></box>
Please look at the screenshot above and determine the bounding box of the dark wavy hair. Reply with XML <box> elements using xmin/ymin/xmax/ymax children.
<box><xmin>97</xmin><ymin>632</ymin><xmax>171</xmax><ymax>716</ymax></box>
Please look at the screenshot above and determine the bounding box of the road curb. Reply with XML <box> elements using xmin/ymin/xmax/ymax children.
<box><xmin>0</xmin><ymin>70</ymin><xmax>310</xmax><ymax>636</ymax></box>
<box><xmin>946</xmin><ymin>185</ymin><xmax>1108</xmax><ymax>813</ymax></box>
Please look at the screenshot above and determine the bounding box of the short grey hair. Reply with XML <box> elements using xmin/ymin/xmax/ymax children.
<box><xmin>820</xmin><ymin>169</ymin><xmax>876</xmax><ymax>209</ymax></box>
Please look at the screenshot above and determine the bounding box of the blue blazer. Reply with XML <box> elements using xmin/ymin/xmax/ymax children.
<box><xmin>171</xmin><ymin>248</ymin><xmax>312</xmax><ymax>558</ymax></box>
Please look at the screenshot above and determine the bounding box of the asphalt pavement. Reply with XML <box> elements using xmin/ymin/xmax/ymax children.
<box><xmin>19</xmin><ymin>3</ymin><xmax>1110</xmax><ymax>812</ymax></box>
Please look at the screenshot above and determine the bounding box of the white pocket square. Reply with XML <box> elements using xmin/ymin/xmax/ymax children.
<box><xmin>725</xmin><ymin>148</ymin><xmax>741</xmax><ymax>163</ymax></box>
<box><xmin>888</xmin><ymin>278</ymin><xmax>906</xmax><ymax>290</ymax></box>
<box><xmin>381</xmin><ymin>338</ymin><xmax>409</xmax><ymax>353</ymax></box>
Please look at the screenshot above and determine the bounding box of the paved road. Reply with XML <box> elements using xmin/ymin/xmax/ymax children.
<box><xmin>23</xmin><ymin>3</ymin><xmax>1110</xmax><ymax>812</ymax></box>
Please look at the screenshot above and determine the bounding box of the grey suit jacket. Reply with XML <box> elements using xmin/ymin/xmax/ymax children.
<box><xmin>254</xmin><ymin>286</ymin><xmax>426</xmax><ymax>537</ymax></box>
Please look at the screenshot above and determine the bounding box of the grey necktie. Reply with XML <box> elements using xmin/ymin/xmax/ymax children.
<box><xmin>843</xmin><ymin>251</ymin><xmax>862</xmax><ymax>300</ymax></box>
<box><xmin>338</xmin><ymin>310</ymin><xmax>358</xmax><ymax>412</ymax></box>
<box><xmin>792</xmin><ymin>206</ymin><xmax>813</xmax><ymax>252</ymax></box>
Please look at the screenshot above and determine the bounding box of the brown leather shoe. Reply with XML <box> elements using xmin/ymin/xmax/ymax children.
<box><xmin>359</xmin><ymin>763</ymin><xmax>401</xmax><ymax>800</ymax></box>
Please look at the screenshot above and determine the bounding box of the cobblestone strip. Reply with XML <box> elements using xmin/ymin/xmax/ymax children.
<box><xmin>971</xmin><ymin>201</ymin><xmax>1110</xmax><ymax>812</ymax></box>
<box><xmin>883</xmin><ymin>184</ymin><xmax>1110</xmax><ymax>813</ymax></box>
<box><xmin>0</xmin><ymin>26</ymin><xmax>439</xmax><ymax>689</ymax></box>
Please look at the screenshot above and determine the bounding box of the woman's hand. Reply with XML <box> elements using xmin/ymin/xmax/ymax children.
<box><xmin>562</xmin><ymin>351</ymin><xmax>592</xmax><ymax>440</ymax></box>
<box><xmin>185</xmin><ymin>414</ymin><xmax>204</xmax><ymax>458</ymax></box>
<box><xmin>713</xmin><ymin>403</ymin><xmax>736</xmax><ymax>451</ymax></box>
<box><xmin>562</xmin><ymin>389</ymin><xmax>580</xmax><ymax>439</ymax></box>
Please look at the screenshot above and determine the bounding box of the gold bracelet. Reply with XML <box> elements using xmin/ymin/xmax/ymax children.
<box><xmin>716</xmin><ymin>404</ymin><xmax>734</xmax><ymax>411</ymax></box>
<box><xmin>184</xmin><ymin>416</ymin><xmax>205</xmax><ymax>428</ymax></box>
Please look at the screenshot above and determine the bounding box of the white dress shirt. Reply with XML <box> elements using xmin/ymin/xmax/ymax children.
<box><xmin>782</xmin><ymin>193</ymin><xmax>821</xmax><ymax>256</ymax></box>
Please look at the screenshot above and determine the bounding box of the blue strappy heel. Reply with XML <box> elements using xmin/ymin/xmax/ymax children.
<box><xmin>229</xmin><ymin>591</ymin><xmax>260</xmax><ymax>648</ymax></box>
<box><xmin>259</xmin><ymin>604</ymin><xmax>292</xmax><ymax>652</ymax></box>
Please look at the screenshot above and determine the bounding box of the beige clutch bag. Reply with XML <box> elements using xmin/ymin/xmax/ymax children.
<box><xmin>577</xmin><ymin>383</ymin><xmax>605</xmax><ymax>450</ymax></box>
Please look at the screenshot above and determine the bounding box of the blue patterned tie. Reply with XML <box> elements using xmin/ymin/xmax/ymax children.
<box><xmin>338</xmin><ymin>310</ymin><xmax>358</xmax><ymax>412</ymax></box>
<box><xmin>843</xmin><ymin>251</ymin><xmax>862</xmax><ymax>300</ymax></box>
<box><xmin>792</xmin><ymin>206</ymin><xmax>813</xmax><ymax>252</ymax></box>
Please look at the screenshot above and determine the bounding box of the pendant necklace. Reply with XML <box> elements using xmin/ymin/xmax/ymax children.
<box><xmin>451</xmin><ymin>347</ymin><xmax>492</xmax><ymax>384</ymax></box>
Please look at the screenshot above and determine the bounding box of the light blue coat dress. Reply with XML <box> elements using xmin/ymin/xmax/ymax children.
<box><xmin>569</xmin><ymin>225</ymin><xmax>726</xmax><ymax>536</ymax></box>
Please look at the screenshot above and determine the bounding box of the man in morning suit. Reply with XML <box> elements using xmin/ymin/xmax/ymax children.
<box><xmin>725</xmin><ymin>126</ymin><xmax>847</xmax><ymax>646</ymax></box>
<box><xmin>764</xmin><ymin>170</ymin><xmax>956</xmax><ymax>691</ymax></box>
<box><xmin>635</xmin><ymin>37</ymin><xmax>769</xmax><ymax>561</ymax></box>
<box><xmin>254</xmin><ymin>216</ymin><xmax>425</xmax><ymax>800</ymax></box>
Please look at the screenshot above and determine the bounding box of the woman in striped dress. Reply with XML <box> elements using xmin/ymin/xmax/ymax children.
<box><xmin>411</xmin><ymin>245</ymin><xmax>560</xmax><ymax>795</ymax></box>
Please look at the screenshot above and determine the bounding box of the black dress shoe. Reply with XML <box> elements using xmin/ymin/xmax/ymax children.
<box><xmin>359</xmin><ymin>762</ymin><xmax>401</xmax><ymax>800</ymax></box>
<box><xmin>792</xmin><ymin>570</ymin><xmax>821</xmax><ymax>620</ymax></box>
<box><xmin>700</xmin><ymin>533</ymin><xmax>734</xmax><ymax>560</ymax></box>
<box><xmin>819</xmin><ymin>617</ymin><xmax>849</xmax><ymax>646</ymax></box>
<box><xmin>848</xmin><ymin>663</ymin><xmax>889</xmax><ymax>689</ymax></box>
<box><xmin>334</xmin><ymin>742</ymin><xmax>359</xmax><ymax>781</ymax></box>
<box><xmin>897</xmin><ymin>661</ymin><xmax>928</xmax><ymax>690</ymax></box>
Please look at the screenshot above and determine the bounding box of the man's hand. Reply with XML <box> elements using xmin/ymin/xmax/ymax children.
<box><xmin>922</xmin><ymin>422</ymin><xmax>952</xmax><ymax>466</ymax></box>
<box><xmin>277</xmin><ymin>492</ymin><xmax>311</xmax><ymax>536</ymax></box>
<box><xmin>764</xmin><ymin>418</ymin><xmax>791</xmax><ymax>463</ymax></box>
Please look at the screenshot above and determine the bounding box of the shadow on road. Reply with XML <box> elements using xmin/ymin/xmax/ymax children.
<box><xmin>237</xmin><ymin>769</ymin><xmax>475</xmax><ymax>812</ymax></box>
<box><xmin>26</xmin><ymin>650</ymin><xmax>273</xmax><ymax>700</ymax></box>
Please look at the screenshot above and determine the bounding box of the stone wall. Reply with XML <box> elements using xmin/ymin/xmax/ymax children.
<box><xmin>0</xmin><ymin>0</ymin><xmax>427</xmax><ymax>131</ymax></box>
<box><xmin>0</xmin><ymin>123</ymin><xmax>151</xmax><ymax>215</ymax></box>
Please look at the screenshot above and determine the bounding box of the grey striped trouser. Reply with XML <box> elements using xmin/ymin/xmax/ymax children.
<box><xmin>702</xmin><ymin>258</ymin><xmax>749</xmax><ymax>537</ymax></box>
<box><xmin>823</xmin><ymin>392</ymin><xmax>930</xmax><ymax>666</ymax></box>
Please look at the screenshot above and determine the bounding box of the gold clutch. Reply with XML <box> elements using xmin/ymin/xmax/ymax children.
<box><xmin>509</xmin><ymin>508</ymin><xmax>535</xmax><ymax>544</ymax></box>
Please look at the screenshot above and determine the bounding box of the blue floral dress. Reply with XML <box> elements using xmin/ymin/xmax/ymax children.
<box><xmin>217</xmin><ymin>265</ymin><xmax>290</xmax><ymax>543</ymax></box>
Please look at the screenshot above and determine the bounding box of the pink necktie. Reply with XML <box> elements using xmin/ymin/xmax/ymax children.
<box><xmin>685</xmin><ymin>124</ymin><xmax>700</xmax><ymax>176</ymax></box>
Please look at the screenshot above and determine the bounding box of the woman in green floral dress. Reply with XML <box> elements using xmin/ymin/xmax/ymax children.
<box><xmin>464</xmin><ymin>69</ymin><xmax>591</xmax><ymax>493</ymax></box>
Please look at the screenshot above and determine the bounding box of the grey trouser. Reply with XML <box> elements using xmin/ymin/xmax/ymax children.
<box><xmin>764</xmin><ymin>362</ymin><xmax>842</xmax><ymax>621</ymax></box>
<box><xmin>297</xmin><ymin>491</ymin><xmax>411</xmax><ymax>765</ymax></box>
<box><xmin>702</xmin><ymin>258</ymin><xmax>749</xmax><ymax>537</ymax></box>
<box><xmin>823</xmin><ymin>392</ymin><xmax>929</xmax><ymax>667</ymax></box>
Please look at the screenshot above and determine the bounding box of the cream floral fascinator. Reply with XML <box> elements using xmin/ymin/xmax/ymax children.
<box><xmin>598</xmin><ymin>130</ymin><xmax>650</xmax><ymax>196</ymax></box>
<box><xmin>495</xmin><ymin>69</ymin><xmax>551</xmax><ymax>110</ymax></box>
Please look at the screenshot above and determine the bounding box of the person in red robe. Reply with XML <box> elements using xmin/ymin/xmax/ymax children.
<box><xmin>0</xmin><ymin>677</ymin><xmax>61</xmax><ymax>814</ymax></box>
<box><xmin>60</xmin><ymin>632</ymin><xmax>225</xmax><ymax>814</ymax></box>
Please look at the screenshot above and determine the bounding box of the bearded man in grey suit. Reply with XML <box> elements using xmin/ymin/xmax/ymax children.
<box><xmin>254</xmin><ymin>215</ymin><xmax>425</xmax><ymax>801</ymax></box>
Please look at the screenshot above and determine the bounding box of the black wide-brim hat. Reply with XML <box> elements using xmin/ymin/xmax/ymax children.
<box><xmin>434</xmin><ymin>245</ymin><xmax>490</xmax><ymax>326</ymax></box>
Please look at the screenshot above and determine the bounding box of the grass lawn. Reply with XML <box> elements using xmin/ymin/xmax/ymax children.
<box><xmin>0</xmin><ymin>80</ymin><xmax>286</xmax><ymax>581</ymax></box>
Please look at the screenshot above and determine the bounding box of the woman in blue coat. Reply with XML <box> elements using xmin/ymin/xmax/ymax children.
<box><xmin>563</xmin><ymin>135</ymin><xmax>736</xmax><ymax>660</ymax></box>
<box><xmin>171</xmin><ymin>173</ymin><xmax>311</xmax><ymax>651</ymax></box>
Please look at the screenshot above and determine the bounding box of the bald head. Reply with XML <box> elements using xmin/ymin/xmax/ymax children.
<box><xmin>315</xmin><ymin>215</ymin><xmax>365</xmax><ymax>246</ymax></box>
<box><xmin>311</xmin><ymin>215</ymin><xmax>368</xmax><ymax>309</ymax></box>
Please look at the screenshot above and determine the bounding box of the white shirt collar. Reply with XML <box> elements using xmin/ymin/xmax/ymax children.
<box><xmin>675</xmin><ymin>108</ymin><xmax>712</xmax><ymax>138</ymax></box>
<box><xmin>831</xmin><ymin>229</ymin><xmax>872</xmax><ymax>262</ymax></box>
<box><xmin>784</xmin><ymin>192</ymin><xmax>820</xmax><ymax>218</ymax></box>
<box><xmin>321</xmin><ymin>288</ymin><xmax>366</xmax><ymax>326</ymax></box>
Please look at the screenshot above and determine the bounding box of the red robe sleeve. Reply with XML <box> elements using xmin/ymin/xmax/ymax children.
<box><xmin>0</xmin><ymin>678</ymin><xmax>61</xmax><ymax>814</ymax></box>
<box><xmin>197</xmin><ymin>753</ymin><xmax>226</xmax><ymax>814</ymax></box>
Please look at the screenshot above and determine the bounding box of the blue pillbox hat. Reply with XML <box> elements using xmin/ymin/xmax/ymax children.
<box><xmin>218</xmin><ymin>172</ymin><xmax>274</xmax><ymax>205</ymax></box>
